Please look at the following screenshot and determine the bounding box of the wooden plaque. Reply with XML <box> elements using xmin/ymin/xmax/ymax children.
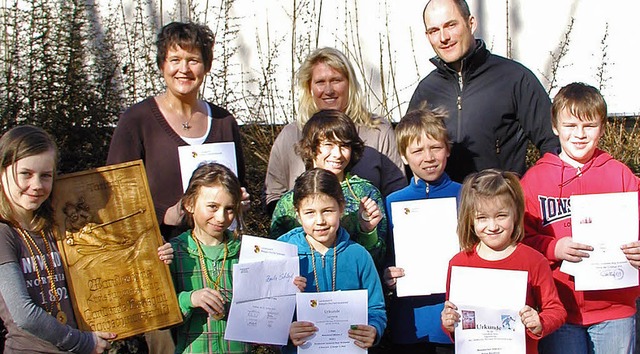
<box><xmin>51</xmin><ymin>160</ymin><xmax>182</xmax><ymax>338</ymax></box>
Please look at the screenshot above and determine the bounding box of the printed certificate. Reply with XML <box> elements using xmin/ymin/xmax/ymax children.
<box><xmin>569</xmin><ymin>191</ymin><xmax>639</xmax><ymax>290</ymax></box>
<box><xmin>454</xmin><ymin>305</ymin><xmax>525</xmax><ymax>354</ymax></box>
<box><xmin>225</xmin><ymin>236</ymin><xmax>300</xmax><ymax>345</ymax></box>
<box><xmin>296</xmin><ymin>290</ymin><xmax>367</xmax><ymax>354</ymax></box>
<box><xmin>450</xmin><ymin>267</ymin><xmax>528</xmax><ymax>354</ymax></box>
<box><xmin>239</xmin><ymin>235</ymin><xmax>298</xmax><ymax>262</ymax></box>
<box><xmin>390</xmin><ymin>197</ymin><xmax>459</xmax><ymax>296</ymax></box>
<box><xmin>177</xmin><ymin>142</ymin><xmax>237</xmax><ymax>191</ymax></box>
<box><xmin>225</xmin><ymin>295</ymin><xmax>296</xmax><ymax>345</ymax></box>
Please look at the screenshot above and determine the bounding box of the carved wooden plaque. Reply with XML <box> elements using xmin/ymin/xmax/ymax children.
<box><xmin>51</xmin><ymin>160</ymin><xmax>182</xmax><ymax>338</ymax></box>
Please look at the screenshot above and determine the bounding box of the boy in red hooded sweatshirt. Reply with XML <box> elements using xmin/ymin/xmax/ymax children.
<box><xmin>521</xmin><ymin>82</ymin><xmax>640</xmax><ymax>353</ymax></box>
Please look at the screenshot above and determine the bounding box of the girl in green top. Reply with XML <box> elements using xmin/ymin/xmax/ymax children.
<box><xmin>170</xmin><ymin>163</ymin><xmax>304</xmax><ymax>353</ymax></box>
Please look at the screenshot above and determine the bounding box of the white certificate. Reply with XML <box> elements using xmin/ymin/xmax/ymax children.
<box><xmin>390</xmin><ymin>197</ymin><xmax>459</xmax><ymax>297</ymax></box>
<box><xmin>239</xmin><ymin>235</ymin><xmax>298</xmax><ymax>263</ymax></box>
<box><xmin>454</xmin><ymin>305</ymin><xmax>526</xmax><ymax>354</ymax></box>
<box><xmin>449</xmin><ymin>266</ymin><xmax>527</xmax><ymax>313</ymax></box>
<box><xmin>224</xmin><ymin>295</ymin><xmax>297</xmax><ymax>345</ymax></box>
<box><xmin>232</xmin><ymin>257</ymin><xmax>300</xmax><ymax>302</ymax></box>
<box><xmin>569</xmin><ymin>191</ymin><xmax>639</xmax><ymax>291</ymax></box>
<box><xmin>450</xmin><ymin>267</ymin><xmax>528</xmax><ymax>354</ymax></box>
<box><xmin>296</xmin><ymin>290</ymin><xmax>368</xmax><ymax>354</ymax></box>
<box><xmin>177</xmin><ymin>142</ymin><xmax>237</xmax><ymax>191</ymax></box>
<box><xmin>226</xmin><ymin>236</ymin><xmax>301</xmax><ymax>345</ymax></box>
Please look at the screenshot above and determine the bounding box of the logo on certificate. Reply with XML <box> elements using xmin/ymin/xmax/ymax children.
<box><xmin>254</xmin><ymin>245</ymin><xmax>261</xmax><ymax>253</ymax></box>
<box><xmin>501</xmin><ymin>315</ymin><xmax>516</xmax><ymax>330</ymax></box>
<box><xmin>309</xmin><ymin>299</ymin><xmax>317</xmax><ymax>308</ymax></box>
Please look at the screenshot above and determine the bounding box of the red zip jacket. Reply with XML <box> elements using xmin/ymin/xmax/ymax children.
<box><xmin>521</xmin><ymin>149</ymin><xmax>640</xmax><ymax>325</ymax></box>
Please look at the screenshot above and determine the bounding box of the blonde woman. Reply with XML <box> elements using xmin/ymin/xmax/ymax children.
<box><xmin>265</xmin><ymin>47</ymin><xmax>406</xmax><ymax>214</ymax></box>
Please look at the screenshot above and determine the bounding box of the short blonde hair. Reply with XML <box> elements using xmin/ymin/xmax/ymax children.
<box><xmin>396</xmin><ymin>107</ymin><xmax>450</xmax><ymax>158</ymax></box>
<box><xmin>296</xmin><ymin>47</ymin><xmax>376</xmax><ymax>128</ymax></box>
<box><xmin>457</xmin><ymin>169</ymin><xmax>525</xmax><ymax>251</ymax></box>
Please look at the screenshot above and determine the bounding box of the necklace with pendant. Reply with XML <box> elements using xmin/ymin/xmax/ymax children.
<box><xmin>305</xmin><ymin>236</ymin><xmax>337</xmax><ymax>292</ymax></box>
<box><xmin>17</xmin><ymin>228</ymin><xmax>67</xmax><ymax>324</ymax></box>
<box><xmin>161</xmin><ymin>94</ymin><xmax>196</xmax><ymax>130</ymax></box>
<box><xmin>192</xmin><ymin>232</ymin><xmax>228</xmax><ymax>320</ymax></box>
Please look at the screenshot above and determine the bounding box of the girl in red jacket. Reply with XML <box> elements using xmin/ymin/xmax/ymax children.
<box><xmin>442</xmin><ymin>169</ymin><xmax>566</xmax><ymax>354</ymax></box>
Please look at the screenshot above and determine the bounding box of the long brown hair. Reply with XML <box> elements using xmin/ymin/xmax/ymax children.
<box><xmin>0</xmin><ymin>125</ymin><xmax>58</xmax><ymax>231</ymax></box>
<box><xmin>180</xmin><ymin>163</ymin><xmax>243</xmax><ymax>238</ymax></box>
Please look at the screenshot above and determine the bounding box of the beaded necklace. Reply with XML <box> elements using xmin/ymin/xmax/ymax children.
<box><xmin>191</xmin><ymin>231</ymin><xmax>228</xmax><ymax>320</ymax></box>
<box><xmin>344</xmin><ymin>176</ymin><xmax>371</xmax><ymax>222</ymax></box>
<box><xmin>17</xmin><ymin>227</ymin><xmax>67</xmax><ymax>324</ymax></box>
<box><xmin>305</xmin><ymin>235</ymin><xmax>337</xmax><ymax>292</ymax></box>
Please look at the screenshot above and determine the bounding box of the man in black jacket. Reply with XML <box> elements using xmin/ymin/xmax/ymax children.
<box><xmin>408</xmin><ymin>0</ymin><xmax>559</xmax><ymax>182</ymax></box>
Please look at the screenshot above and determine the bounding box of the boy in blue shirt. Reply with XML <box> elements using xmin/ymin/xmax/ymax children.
<box><xmin>384</xmin><ymin>107</ymin><xmax>461</xmax><ymax>353</ymax></box>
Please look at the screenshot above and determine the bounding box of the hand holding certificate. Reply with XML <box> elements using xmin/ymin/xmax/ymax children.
<box><xmin>449</xmin><ymin>267</ymin><xmax>528</xmax><ymax>354</ymax></box>
<box><xmin>568</xmin><ymin>192</ymin><xmax>639</xmax><ymax>290</ymax></box>
<box><xmin>294</xmin><ymin>290</ymin><xmax>369</xmax><ymax>354</ymax></box>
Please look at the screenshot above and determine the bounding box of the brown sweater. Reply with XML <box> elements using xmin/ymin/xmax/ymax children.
<box><xmin>106</xmin><ymin>97</ymin><xmax>246</xmax><ymax>227</ymax></box>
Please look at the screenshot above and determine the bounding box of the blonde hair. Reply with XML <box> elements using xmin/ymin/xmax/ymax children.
<box><xmin>396</xmin><ymin>106</ymin><xmax>450</xmax><ymax>158</ymax></box>
<box><xmin>457</xmin><ymin>169</ymin><xmax>525</xmax><ymax>251</ymax></box>
<box><xmin>296</xmin><ymin>47</ymin><xmax>376</xmax><ymax>128</ymax></box>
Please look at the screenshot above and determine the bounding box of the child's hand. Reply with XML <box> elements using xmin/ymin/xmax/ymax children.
<box><xmin>293</xmin><ymin>276</ymin><xmax>307</xmax><ymax>292</ymax></box>
<box><xmin>358</xmin><ymin>196</ymin><xmax>382</xmax><ymax>233</ymax></box>
<box><xmin>621</xmin><ymin>241</ymin><xmax>640</xmax><ymax>269</ymax></box>
<box><xmin>240</xmin><ymin>187</ymin><xmax>251</xmax><ymax>211</ymax></box>
<box><xmin>191</xmin><ymin>288</ymin><xmax>226</xmax><ymax>317</ymax></box>
<box><xmin>157</xmin><ymin>242</ymin><xmax>174</xmax><ymax>264</ymax></box>
<box><xmin>383</xmin><ymin>266</ymin><xmax>405</xmax><ymax>289</ymax></box>
<box><xmin>91</xmin><ymin>331</ymin><xmax>116</xmax><ymax>354</ymax></box>
<box><xmin>348</xmin><ymin>324</ymin><xmax>377</xmax><ymax>349</ymax></box>
<box><xmin>519</xmin><ymin>305</ymin><xmax>542</xmax><ymax>336</ymax></box>
<box><xmin>441</xmin><ymin>301</ymin><xmax>460</xmax><ymax>333</ymax></box>
<box><xmin>163</xmin><ymin>200</ymin><xmax>184</xmax><ymax>226</ymax></box>
<box><xmin>554</xmin><ymin>236</ymin><xmax>593</xmax><ymax>262</ymax></box>
<box><xmin>289</xmin><ymin>321</ymin><xmax>317</xmax><ymax>346</ymax></box>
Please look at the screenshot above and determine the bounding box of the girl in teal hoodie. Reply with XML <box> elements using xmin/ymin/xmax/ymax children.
<box><xmin>277</xmin><ymin>168</ymin><xmax>386</xmax><ymax>353</ymax></box>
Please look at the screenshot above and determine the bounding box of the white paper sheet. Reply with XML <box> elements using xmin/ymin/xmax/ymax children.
<box><xmin>239</xmin><ymin>235</ymin><xmax>298</xmax><ymax>263</ymax></box>
<box><xmin>295</xmin><ymin>290</ymin><xmax>367</xmax><ymax>354</ymax></box>
<box><xmin>568</xmin><ymin>191</ymin><xmax>639</xmax><ymax>290</ymax></box>
<box><xmin>454</xmin><ymin>305</ymin><xmax>526</xmax><ymax>354</ymax></box>
<box><xmin>390</xmin><ymin>197</ymin><xmax>459</xmax><ymax>297</ymax></box>
<box><xmin>450</xmin><ymin>267</ymin><xmax>528</xmax><ymax>354</ymax></box>
<box><xmin>224</xmin><ymin>295</ymin><xmax>297</xmax><ymax>345</ymax></box>
<box><xmin>449</xmin><ymin>266</ymin><xmax>527</xmax><ymax>311</ymax></box>
<box><xmin>177</xmin><ymin>142</ymin><xmax>237</xmax><ymax>191</ymax></box>
<box><xmin>225</xmin><ymin>236</ymin><xmax>301</xmax><ymax>345</ymax></box>
<box><xmin>232</xmin><ymin>257</ymin><xmax>300</xmax><ymax>302</ymax></box>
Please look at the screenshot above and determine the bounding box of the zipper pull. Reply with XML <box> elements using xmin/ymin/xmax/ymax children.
<box><xmin>457</xmin><ymin>96</ymin><xmax>462</xmax><ymax>110</ymax></box>
<box><xmin>495</xmin><ymin>139</ymin><xmax>500</xmax><ymax>154</ymax></box>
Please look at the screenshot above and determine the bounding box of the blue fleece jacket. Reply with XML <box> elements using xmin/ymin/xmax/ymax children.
<box><xmin>277</xmin><ymin>227</ymin><xmax>386</xmax><ymax>352</ymax></box>
<box><xmin>384</xmin><ymin>174</ymin><xmax>461</xmax><ymax>344</ymax></box>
